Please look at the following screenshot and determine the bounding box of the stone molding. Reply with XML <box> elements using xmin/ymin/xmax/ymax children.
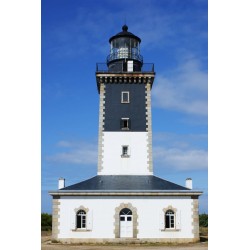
<box><xmin>161</xmin><ymin>205</ymin><xmax>180</xmax><ymax>231</ymax></box>
<box><xmin>96</xmin><ymin>75</ymin><xmax>155</xmax><ymax>84</ymax></box>
<box><xmin>96</xmin><ymin>73</ymin><xmax>155</xmax><ymax>93</ymax></box>
<box><xmin>71</xmin><ymin>205</ymin><xmax>91</xmax><ymax>232</ymax></box>
<box><xmin>162</xmin><ymin>205</ymin><xmax>177</xmax><ymax>213</ymax></box>
<box><xmin>74</xmin><ymin>205</ymin><xmax>89</xmax><ymax>213</ymax></box>
<box><xmin>49</xmin><ymin>192</ymin><xmax>203</xmax><ymax>196</ymax></box>
<box><xmin>113</xmin><ymin>203</ymin><xmax>138</xmax><ymax>238</ymax></box>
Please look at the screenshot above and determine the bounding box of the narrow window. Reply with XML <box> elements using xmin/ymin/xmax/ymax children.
<box><xmin>165</xmin><ymin>210</ymin><xmax>175</xmax><ymax>229</ymax></box>
<box><xmin>121</xmin><ymin>91</ymin><xmax>129</xmax><ymax>103</ymax></box>
<box><xmin>76</xmin><ymin>210</ymin><xmax>86</xmax><ymax>229</ymax></box>
<box><xmin>121</xmin><ymin>145</ymin><xmax>129</xmax><ymax>157</ymax></box>
<box><xmin>120</xmin><ymin>118</ymin><xmax>130</xmax><ymax>130</ymax></box>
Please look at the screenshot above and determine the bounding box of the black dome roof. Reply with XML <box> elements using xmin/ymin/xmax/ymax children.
<box><xmin>109</xmin><ymin>25</ymin><xmax>141</xmax><ymax>43</ymax></box>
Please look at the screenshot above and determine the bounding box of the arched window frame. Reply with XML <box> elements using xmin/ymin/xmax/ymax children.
<box><xmin>161</xmin><ymin>205</ymin><xmax>181</xmax><ymax>231</ymax></box>
<box><xmin>165</xmin><ymin>209</ymin><xmax>175</xmax><ymax>229</ymax></box>
<box><xmin>76</xmin><ymin>209</ymin><xmax>86</xmax><ymax>229</ymax></box>
<box><xmin>71</xmin><ymin>205</ymin><xmax>92</xmax><ymax>232</ymax></box>
<box><xmin>114</xmin><ymin>203</ymin><xmax>138</xmax><ymax>238</ymax></box>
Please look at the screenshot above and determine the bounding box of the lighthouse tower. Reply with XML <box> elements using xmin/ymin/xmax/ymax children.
<box><xmin>96</xmin><ymin>24</ymin><xmax>155</xmax><ymax>175</ymax></box>
<box><xmin>49</xmin><ymin>25</ymin><xmax>202</xmax><ymax>244</ymax></box>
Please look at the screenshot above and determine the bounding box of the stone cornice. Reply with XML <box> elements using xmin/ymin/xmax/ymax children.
<box><xmin>96</xmin><ymin>73</ymin><xmax>155</xmax><ymax>93</ymax></box>
<box><xmin>96</xmin><ymin>72</ymin><xmax>155</xmax><ymax>78</ymax></box>
<box><xmin>49</xmin><ymin>191</ymin><xmax>203</xmax><ymax>196</ymax></box>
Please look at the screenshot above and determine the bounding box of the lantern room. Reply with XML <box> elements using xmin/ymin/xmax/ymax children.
<box><xmin>107</xmin><ymin>25</ymin><xmax>143</xmax><ymax>72</ymax></box>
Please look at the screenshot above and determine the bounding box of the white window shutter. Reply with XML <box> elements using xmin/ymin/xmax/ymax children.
<box><xmin>86</xmin><ymin>210</ymin><xmax>93</xmax><ymax>230</ymax></box>
<box><xmin>159</xmin><ymin>211</ymin><xmax>165</xmax><ymax>230</ymax></box>
<box><xmin>70</xmin><ymin>211</ymin><xmax>76</xmax><ymax>230</ymax></box>
<box><xmin>176</xmin><ymin>210</ymin><xmax>181</xmax><ymax>230</ymax></box>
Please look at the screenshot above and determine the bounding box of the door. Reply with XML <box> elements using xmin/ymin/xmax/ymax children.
<box><xmin>119</xmin><ymin>208</ymin><xmax>133</xmax><ymax>238</ymax></box>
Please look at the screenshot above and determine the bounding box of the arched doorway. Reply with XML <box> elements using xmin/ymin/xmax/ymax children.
<box><xmin>119</xmin><ymin>208</ymin><xmax>133</xmax><ymax>238</ymax></box>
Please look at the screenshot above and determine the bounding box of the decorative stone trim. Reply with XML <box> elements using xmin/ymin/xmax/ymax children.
<box><xmin>97</xmin><ymin>82</ymin><xmax>105</xmax><ymax>173</ymax></box>
<box><xmin>71</xmin><ymin>205</ymin><xmax>91</xmax><ymax>232</ymax></box>
<box><xmin>96</xmin><ymin>73</ymin><xmax>155</xmax><ymax>93</ymax></box>
<box><xmin>162</xmin><ymin>205</ymin><xmax>180</xmax><ymax>231</ymax></box>
<box><xmin>191</xmin><ymin>197</ymin><xmax>200</xmax><ymax>240</ymax></box>
<box><xmin>74</xmin><ymin>205</ymin><xmax>89</xmax><ymax>213</ymax></box>
<box><xmin>145</xmin><ymin>83</ymin><xmax>153</xmax><ymax>173</ymax></box>
<box><xmin>162</xmin><ymin>205</ymin><xmax>177</xmax><ymax>213</ymax></box>
<box><xmin>113</xmin><ymin>203</ymin><xmax>138</xmax><ymax>238</ymax></box>
<box><xmin>52</xmin><ymin>197</ymin><xmax>60</xmax><ymax>240</ymax></box>
<box><xmin>96</xmin><ymin>75</ymin><xmax>155</xmax><ymax>84</ymax></box>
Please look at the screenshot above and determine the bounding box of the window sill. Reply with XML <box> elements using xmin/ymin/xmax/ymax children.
<box><xmin>72</xmin><ymin>229</ymin><xmax>92</xmax><ymax>232</ymax></box>
<box><xmin>121</xmin><ymin>155</ymin><xmax>130</xmax><ymax>158</ymax></box>
<box><xmin>121</xmin><ymin>128</ymin><xmax>130</xmax><ymax>131</ymax></box>
<box><xmin>161</xmin><ymin>228</ymin><xmax>181</xmax><ymax>232</ymax></box>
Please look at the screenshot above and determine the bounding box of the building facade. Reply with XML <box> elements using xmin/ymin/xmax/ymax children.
<box><xmin>49</xmin><ymin>25</ymin><xmax>202</xmax><ymax>243</ymax></box>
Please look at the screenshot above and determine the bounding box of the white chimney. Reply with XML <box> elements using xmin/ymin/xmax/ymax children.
<box><xmin>58</xmin><ymin>177</ymin><xmax>65</xmax><ymax>189</ymax></box>
<box><xmin>186</xmin><ymin>178</ymin><xmax>192</xmax><ymax>189</ymax></box>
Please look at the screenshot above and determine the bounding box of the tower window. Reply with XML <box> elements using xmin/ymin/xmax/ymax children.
<box><xmin>121</xmin><ymin>91</ymin><xmax>130</xmax><ymax>103</ymax></box>
<box><xmin>120</xmin><ymin>118</ymin><xmax>130</xmax><ymax>130</ymax></box>
<box><xmin>121</xmin><ymin>145</ymin><xmax>129</xmax><ymax>157</ymax></box>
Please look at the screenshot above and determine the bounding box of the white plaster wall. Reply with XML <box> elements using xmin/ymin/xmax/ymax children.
<box><xmin>100</xmin><ymin>132</ymin><xmax>151</xmax><ymax>175</ymax></box>
<box><xmin>58</xmin><ymin>196</ymin><xmax>194</xmax><ymax>239</ymax></box>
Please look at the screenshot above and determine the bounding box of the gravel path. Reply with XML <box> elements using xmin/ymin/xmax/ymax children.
<box><xmin>41</xmin><ymin>233</ymin><xmax>208</xmax><ymax>250</ymax></box>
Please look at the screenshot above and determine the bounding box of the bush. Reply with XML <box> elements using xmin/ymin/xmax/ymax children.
<box><xmin>41</xmin><ymin>213</ymin><xmax>52</xmax><ymax>231</ymax></box>
<box><xmin>199</xmin><ymin>213</ymin><xmax>208</xmax><ymax>227</ymax></box>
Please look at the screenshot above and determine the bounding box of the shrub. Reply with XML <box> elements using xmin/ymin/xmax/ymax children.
<box><xmin>41</xmin><ymin>213</ymin><xmax>52</xmax><ymax>231</ymax></box>
<box><xmin>199</xmin><ymin>213</ymin><xmax>208</xmax><ymax>227</ymax></box>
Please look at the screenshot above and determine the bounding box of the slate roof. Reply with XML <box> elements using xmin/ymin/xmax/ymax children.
<box><xmin>60</xmin><ymin>175</ymin><xmax>189</xmax><ymax>191</ymax></box>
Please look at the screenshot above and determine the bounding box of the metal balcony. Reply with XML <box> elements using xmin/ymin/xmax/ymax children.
<box><xmin>96</xmin><ymin>63</ymin><xmax>154</xmax><ymax>73</ymax></box>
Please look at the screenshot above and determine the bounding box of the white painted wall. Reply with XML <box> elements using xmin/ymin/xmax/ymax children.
<box><xmin>57</xmin><ymin>196</ymin><xmax>194</xmax><ymax>240</ymax></box>
<box><xmin>99</xmin><ymin>132</ymin><xmax>152</xmax><ymax>175</ymax></box>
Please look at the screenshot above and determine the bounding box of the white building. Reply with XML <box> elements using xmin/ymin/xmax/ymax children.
<box><xmin>49</xmin><ymin>25</ymin><xmax>202</xmax><ymax>243</ymax></box>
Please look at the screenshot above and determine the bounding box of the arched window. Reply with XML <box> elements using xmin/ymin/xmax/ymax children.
<box><xmin>76</xmin><ymin>210</ymin><xmax>86</xmax><ymax>229</ymax></box>
<box><xmin>120</xmin><ymin>208</ymin><xmax>132</xmax><ymax>215</ymax></box>
<box><xmin>120</xmin><ymin>208</ymin><xmax>132</xmax><ymax>222</ymax></box>
<box><xmin>165</xmin><ymin>210</ymin><xmax>175</xmax><ymax>229</ymax></box>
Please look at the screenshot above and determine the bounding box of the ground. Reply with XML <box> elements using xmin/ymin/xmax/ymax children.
<box><xmin>41</xmin><ymin>230</ymin><xmax>208</xmax><ymax>250</ymax></box>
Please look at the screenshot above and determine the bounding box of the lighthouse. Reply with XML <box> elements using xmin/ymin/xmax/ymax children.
<box><xmin>96</xmin><ymin>24</ymin><xmax>155</xmax><ymax>176</ymax></box>
<box><xmin>49</xmin><ymin>25</ymin><xmax>202</xmax><ymax>243</ymax></box>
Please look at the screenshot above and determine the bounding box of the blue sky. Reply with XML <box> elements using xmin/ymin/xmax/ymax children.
<box><xmin>42</xmin><ymin>0</ymin><xmax>208</xmax><ymax>214</ymax></box>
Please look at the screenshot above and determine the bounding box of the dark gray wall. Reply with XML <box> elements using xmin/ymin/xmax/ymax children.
<box><xmin>104</xmin><ymin>83</ymin><xmax>147</xmax><ymax>131</ymax></box>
